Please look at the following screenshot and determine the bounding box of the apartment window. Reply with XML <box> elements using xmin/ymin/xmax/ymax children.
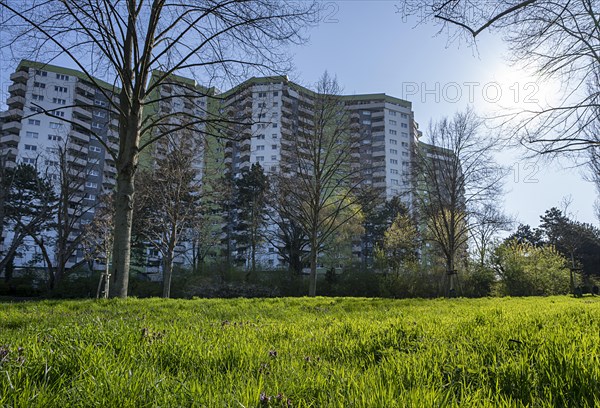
<box><xmin>256</xmin><ymin>134</ymin><xmax>265</xmax><ymax>140</ymax></box>
<box><xmin>24</xmin><ymin>144</ymin><xmax>37</xmax><ymax>151</ymax></box>
<box><xmin>87</xmin><ymin>169</ymin><xmax>100</xmax><ymax>176</ymax></box>
<box><xmin>401</xmin><ymin>123</ymin><xmax>408</xmax><ymax>128</ymax></box>
<box><xmin>402</xmin><ymin>151</ymin><xmax>409</xmax><ymax>157</ymax></box>
<box><xmin>362</xmin><ymin>120</ymin><xmax>371</xmax><ymax>125</ymax></box>
<box><xmin>85</xmin><ymin>182</ymin><xmax>98</xmax><ymax>188</ymax></box>
<box><xmin>272</xmin><ymin>134</ymin><xmax>278</xmax><ymax>139</ymax></box>
<box><xmin>391</xmin><ymin>179</ymin><xmax>399</xmax><ymax>185</ymax></box>
<box><xmin>258</xmin><ymin>92</ymin><xmax>267</xmax><ymax>98</ymax></box>
<box><xmin>25</xmin><ymin>131</ymin><xmax>39</xmax><ymax>139</ymax></box>
<box><xmin>362</xmin><ymin>111</ymin><xmax>371</xmax><ymax>116</ymax></box>
<box><xmin>94</xmin><ymin>100</ymin><xmax>108</xmax><ymax>107</ymax></box>
<box><xmin>256</xmin><ymin>156</ymin><xmax>264</xmax><ymax>162</ymax></box>
<box><xmin>52</xmin><ymin>98</ymin><xmax>66</xmax><ymax>105</ymax></box>
<box><xmin>30</xmin><ymin>106</ymin><xmax>43</xmax><ymax>113</ymax></box>
<box><xmin>35</xmin><ymin>70</ymin><xmax>47</xmax><ymax>77</ymax></box>
<box><xmin>271</xmin><ymin>155</ymin><xmax>277</xmax><ymax>160</ymax></box>
<box><xmin>389</xmin><ymin>129</ymin><xmax>397</xmax><ymax>135</ymax></box>
<box><xmin>273</xmin><ymin>91</ymin><xmax>278</xmax><ymax>96</ymax></box>
<box><xmin>271</xmin><ymin>144</ymin><xmax>277</xmax><ymax>150</ymax></box>
<box><xmin>89</xmin><ymin>146</ymin><xmax>102</xmax><ymax>153</ymax></box>
<box><xmin>49</xmin><ymin>122</ymin><xmax>63</xmax><ymax>129</ymax></box>
<box><xmin>273</xmin><ymin>102</ymin><xmax>279</xmax><ymax>107</ymax></box>
<box><xmin>270</xmin><ymin>165</ymin><xmax>277</xmax><ymax>172</ymax></box>
<box><xmin>401</xmin><ymin>132</ymin><xmax>408</xmax><ymax>137</ymax></box>
<box><xmin>33</xmin><ymin>82</ymin><xmax>46</xmax><ymax>88</ymax></box>
<box><xmin>256</xmin><ymin>145</ymin><xmax>265</xmax><ymax>151</ymax></box>
<box><xmin>23</xmin><ymin>158</ymin><xmax>36</xmax><ymax>164</ymax></box>
<box><xmin>50</xmin><ymin>110</ymin><xmax>65</xmax><ymax>117</ymax></box>
<box><xmin>389</xmin><ymin>120</ymin><xmax>397</xmax><ymax>125</ymax></box>
<box><xmin>94</xmin><ymin>111</ymin><xmax>107</xmax><ymax>118</ymax></box>
<box><xmin>54</xmin><ymin>86</ymin><xmax>68</xmax><ymax>93</ymax></box>
<box><xmin>258</xmin><ymin>113</ymin><xmax>266</xmax><ymax>119</ymax></box>
<box><xmin>272</xmin><ymin>123</ymin><xmax>278</xmax><ymax>128</ymax></box>
<box><xmin>258</xmin><ymin>124</ymin><xmax>268</xmax><ymax>129</ymax></box>
<box><xmin>46</xmin><ymin>147</ymin><xmax>59</xmax><ymax>154</ymax></box>
<box><xmin>32</xmin><ymin>94</ymin><xmax>44</xmax><ymax>101</ymax></box>
<box><xmin>390</xmin><ymin>159</ymin><xmax>398</xmax><ymax>165</ymax></box>
<box><xmin>45</xmin><ymin>160</ymin><xmax>58</xmax><ymax>166</ymax></box>
<box><xmin>390</xmin><ymin>149</ymin><xmax>398</xmax><ymax>155</ymax></box>
<box><xmin>92</xmin><ymin>122</ymin><xmax>103</xmax><ymax>129</ymax></box>
<box><xmin>389</xmin><ymin>139</ymin><xmax>397</xmax><ymax>145</ymax></box>
<box><xmin>389</xmin><ymin>110</ymin><xmax>397</xmax><ymax>116</ymax></box>
<box><xmin>56</xmin><ymin>74</ymin><xmax>69</xmax><ymax>80</ymax></box>
<box><xmin>258</xmin><ymin>102</ymin><xmax>267</xmax><ymax>108</ymax></box>
<box><xmin>28</xmin><ymin>119</ymin><xmax>40</xmax><ymax>126</ymax></box>
<box><xmin>401</xmin><ymin>113</ymin><xmax>409</xmax><ymax>119</ymax></box>
<box><xmin>85</xmin><ymin>194</ymin><xmax>96</xmax><ymax>201</ymax></box>
<box><xmin>390</xmin><ymin>169</ymin><xmax>399</xmax><ymax>175</ymax></box>
<box><xmin>401</xmin><ymin>142</ymin><xmax>409</xmax><ymax>147</ymax></box>
<box><xmin>48</xmin><ymin>135</ymin><xmax>63</xmax><ymax>141</ymax></box>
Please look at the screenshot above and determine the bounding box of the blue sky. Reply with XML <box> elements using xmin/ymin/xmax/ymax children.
<box><xmin>288</xmin><ymin>1</ymin><xmax>596</xmax><ymax>229</ymax></box>
<box><xmin>0</xmin><ymin>0</ymin><xmax>595</xmax><ymax>230</ymax></box>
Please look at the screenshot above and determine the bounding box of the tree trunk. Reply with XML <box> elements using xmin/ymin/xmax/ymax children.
<box><xmin>110</xmin><ymin>171</ymin><xmax>135</xmax><ymax>298</ymax></box>
<box><xmin>308</xmin><ymin>233</ymin><xmax>318</xmax><ymax>297</ymax></box>
<box><xmin>162</xmin><ymin>250</ymin><xmax>174</xmax><ymax>298</ymax></box>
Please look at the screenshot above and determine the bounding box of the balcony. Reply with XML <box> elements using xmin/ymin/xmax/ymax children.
<box><xmin>72</xmin><ymin>116</ymin><xmax>91</xmax><ymax>129</ymax></box>
<box><xmin>2</xmin><ymin>121</ymin><xmax>22</xmax><ymax>133</ymax></box>
<box><xmin>69</xmin><ymin>129</ymin><xmax>90</xmax><ymax>143</ymax></box>
<box><xmin>7</xmin><ymin>95</ymin><xmax>25</xmax><ymax>108</ymax></box>
<box><xmin>0</xmin><ymin>109</ymin><xmax>24</xmax><ymax>120</ymax></box>
<box><xmin>9</xmin><ymin>70</ymin><xmax>28</xmax><ymax>83</ymax></box>
<box><xmin>67</xmin><ymin>155</ymin><xmax>88</xmax><ymax>167</ymax></box>
<box><xmin>73</xmin><ymin>105</ymin><xmax>93</xmax><ymax>119</ymax></box>
<box><xmin>75</xmin><ymin>92</ymin><xmax>94</xmax><ymax>107</ymax></box>
<box><xmin>67</xmin><ymin>142</ymin><xmax>88</xmax><ymax>155</ymax></box>
<box><xmin>8</xmin><ymin>83</ymin><xmax>27</xmax><ymax>96</ymax></box>
<box><xmin>0</xmin><ymin>134</ymin><xmax>20</xmax><ymax>145</ymax></box>
<box><xmin>76</xmin><ymin>81</ymin><xmax>96</xmax><ymax>95</ymax></box>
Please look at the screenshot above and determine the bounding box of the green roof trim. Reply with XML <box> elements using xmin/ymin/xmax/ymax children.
<box><xmin>150</xmin><ymin>70</ymin><xmax>217</xmax><ymax>95</ymax></box>
<box><xmin>18</xmin><ymin>60</ymin><xmax>119</xmax><ymax>92</ymax></box>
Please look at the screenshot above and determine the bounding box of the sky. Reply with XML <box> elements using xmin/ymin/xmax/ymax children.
<box><xmin>286</xmin><ymin>0</ymin><xmax>597</xmax><ymax>229</ymax></box>
<box><xmin>0</xmin><ymin>0</ymin><xmax>596</xmax><ymax>230</ymax></box>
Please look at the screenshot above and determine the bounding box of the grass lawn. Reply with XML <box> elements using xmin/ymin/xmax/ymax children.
<box><xmin>1</xmin><ymin>296</ymin><xmax>599</xmax><ymax>407</ymax></box>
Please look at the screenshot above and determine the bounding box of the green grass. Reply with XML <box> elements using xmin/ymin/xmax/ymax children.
<box><xmin>1</xmin><ymin>296</ymin><xmax>599</xmax><ymax>407</ymax></box>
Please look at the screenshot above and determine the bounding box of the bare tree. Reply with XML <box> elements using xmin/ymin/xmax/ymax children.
<box><xmin>407</xmin><ymin>0</ymin><xmax>600</xmax><ymax>156</ymax></box>
<box><xmin>279</xmin><ymin>72</ymin><xmax>364</xmax><ymax>296</ymax></box>
<box><xmin>133</xmin><ymin>136</ymin><xmax>202</xmax><ymax>298</ymax></box>
<box><xmin>413</xmin><ymin>108</ymin><xmax>507</xmax><ymax>295</ymax></box>
<box><xmin>469</xmin><ymin>203</ymin><xmax>514</xmax><ymax>267</ymax></box>
<box><xmin>0</xmin><ymin>0</ymin><xmax>319</xmax><ymax>297</ymax></box>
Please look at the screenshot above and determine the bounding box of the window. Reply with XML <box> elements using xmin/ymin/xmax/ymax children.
<box><xmin>272</xmin><ymin>123</ymin><xmax>278</xmax><ymax>128</ymax></box>
<box><xmin>24</xmin><ymin>144</ymin><xmax>37</xmax><ymax>151</ymax></box>
<box><xmin>46</xmin><ymin>147</ymin><xmax>59</xmax><ymax>154</ymax></box>
<box><xmin>362</xmin><ymin>120</ymin><xmax>371</xmax><ymax>125</ymax></box>
<box><xmin>85</xmin><ymin>182</ymin><xmax>98</xmax><ymax>188</ymax></box>
<box><xmin>23</xmin><ymin>158</ymin><xmax>36</xmax><ymax>164</ymax></box>
<box><xmin>52</xmin><ymin>98</ymin><xmax>66</xmax><ymax>105</ymax></box>
<box><xmin>273</xmin><ymin>102</ymin><xmax>279</xmax><ymax>107</ymax></box>
<box><xmin>256</xmin><ymin>145</ymin><xmax>265</xmax><ymax>151</ymax></box>
<box><xmin>401</xmin><ymin>132</ymin><xmax>408</xmax><ymax>137</ymax></box>
<box><xmin>30</xmin><ymin>106</ymin><xmax>43</xmax><ymax>113</ymax></box>
<box><xmin>389</xmin><ymin>120</ymin><xmax>397</xmax><ymax>125</ymax></box>
<box><xmin>89</xmin><ymin>146</ymin><xmax>102</xmax><ymax>153</ymax></box>
<box><xmin>94</xmin><ymin>100</ymin><xmax>108</xmax><ymax>107</ymax></box>
<box><xmin>25</xmin><ymin>131</ymin><xmax>39</xmax><ymax>139</ymax></box>
<box><xmin>258</xmin><ymin>92</ymin><xmax>267</xmax><ymax>98</ymax></box>
<box><xmin>390</xmin><ymin>149</ymin><xmax>398</xmax><ymax>154</ymax></box>
<box><xmin>258</xmin><ymin>102</ymin><xmax>267</xmax><ymax>108</ymax></box>
<box><xmin>50</xmin><ymin>110</ymin><xmax>65</xmax><ymax>117</ymax></box>
<box><xmin>87</xmin><ymin>169</ymin><xmax>99</xmax><ymax>176</ymax></box>
<box><xmin>35</xmin><ymin>70</ymin><xmax>47</xmax><ymax>77</ymax></box>
<box><xmin>273</xmin><ymin>91</ymin><xmax>278</xmax><ymax>96</ymax></box>
<box><xmin>272</xmin><ymin>134</ymin><xmax>278</xmax><ymax>139</ymax></box>
<box><xmin>32</xmin><ymin>94</ymin><xmax>44</xmax><ymax>101</ymax></box>
<box><xmin>258</xmin><ymin>113</ymin><xmax>266</xmax><ymax>119</ymax></box>
<box><xmin>271</xmin><ymin>155</ymin><xmax>277</xmax><ymax>160</ymax></box>
<box><xmin>45</xmin><ymin>159</ymin><xmax>58</xmax><ymax>166</ymax></box>
<box><xmin>92</xmin><ymin>122</ymin><xmax>103</xmax><ymax>129</ymax></box>
<box><xmin>94</xmin><ymin>111</ymin><xmax>107</xmax><ymax>118</ymax></box>
<box><xmin>85</xmin><ymin>194</ymin><xmax>96</xmax><ymax>201</ymax></box>
<box><xmin>389</xmin><ymin>129</ymin><xmax>397</xmax><ymax>135</ymax></box>
<box><xmin>390</xmin><ymin>169</ymin><xmax>399</xmax><ymax>175</ymax></box>
<box><xmin>270</xmin><ymin>165</ymin><xmax>277</xmax><ymax>172</ymax></box>
<box><xmin>56</xmin><ymin>74</ymin><xmax>69</xmax><ymax>80</ymax></box>
<box><xmin>258</xmin><ymin>123</ymin><xmax>268</xmax><ymax>129</ymax></box>
<box><xmin>402</xmin><ymin>151</ymin><xmax>409</xmax><ymax>157</ymax></box>
<box><xmin>389</xmin><ymin>139</ymin><xmax>397</xmax><ymax>145</ymax></box>
<box><xmin>49</xmin><ymin>122</ymin><xmax>63</xmax><ymax>129</ymax></box>
<box><xmin>401</xmin><ymin>113</ymin><xmax>409</xmax><ymax>119</ymax></box>
<box><xmin>401</xmin><ymin>123</ymin><xmax>408</xmax><ymax>128</ymax></box>
<box><xmin>28</xmin><ymin>119</ymin><xmax>40</xmax><ymax>126</ymax></box>
<box><xmin>256</xmin><ymin>134</ymin><xmax>265</xmax><ymax>140</ymax></box>
<box><xmin>33</xmin><ymin>82</ymin><xmax>46</xmax><ymax>88</ymax></box>
<box><xmin>256</xmin><ymin>156</ymin><xmax>264</xmax><ymax>162</ymax></box>
<box><xmin>54</xmin><ymin>86</ymin><xmax>68</xmax><ymax>93</ymax></box>
<box><xmin>389</xmin><ymin>110</ymin><xmax>397</xmax><ymax>116</ymax></box>
<box><xmin>401</xmin><ymin>142</ymin><xmax>409</xmax><ymax>147</ymax></box>
<box><xmin>362</xmin><ymin>111</ymin><xmax>371</xmax><ymax>116</ymax></box>
<box><xmin>271</xmin><ymin>145</ymin><xmax>277</xmax><ymax>149</ymax></box>
<box><xmin>390</xmin><ymin>159</ymin><xmax>398</xmax><ymax>165</ymax></box>
<box><xmin>48</xmin><ymin>135</ymin><xmax>63</xmax><ymax>141</ymax></box>
<box><xmin>391</xmin><ymin>179</ymin><xmax>399</xmax><ymax>185</ymax></box>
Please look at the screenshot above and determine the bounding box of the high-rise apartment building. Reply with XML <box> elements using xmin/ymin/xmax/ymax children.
<box><xmin>1</xmin><ymin>61</ymin><xmax>422</xmax><ymax>274</ymax></box>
